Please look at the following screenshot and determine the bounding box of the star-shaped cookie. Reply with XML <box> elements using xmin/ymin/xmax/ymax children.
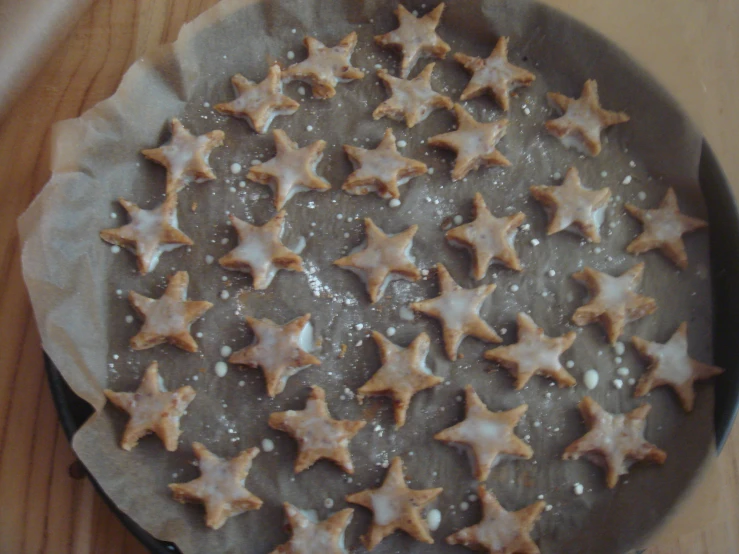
<box><xmin>446</xmin><ymin>192</ymin><xmax>525</xmax><ymax>279</ymax></box>
<box><xmin>346</xmin><ymin>457</ymin><xmax>442</xmax><ymax>550</ymax></box>
<box><xmin>373</xmin><ymin>63</ymin><xmax>453</xmax><ymax>128</ymax></box>
<box><xmin>429</xmin><ymin>103</ymin><xmax>510</xmax><ymax>181</ymax></box>
<box><xmin>625</xmin><ymin>188</ymin><xmax>708</xmax><ymax>269</ymax></box>
<box><xmin>484</xmin><ymin>313</ymin><xmax>577</xmax><ymax>389</ymax></box>
<box><xmin>571</xmin><ymin>263</ymin><xmax>657</xmax><ymax>344</ymax></box>
<box><xmin>228</xmin><ymin>314</ymin><xmax>320</xmax><ymax>397</ymax></box>
<box><xmin>454</xmin><ymin>37</ymin><xmax>536</xmax><ymax>111</ymax></box>
<box><xmin>104</xmin><ymin>361</ymin><xmax>195</xmax><ymax>452</ymax></box>
<box><xmin>219</xmin><ymin>210</ymin><xmax>304</xmax><ymax>290</ymax></box>
<box><xmin>214</xmin><ymin>65</ymin><xmax>299</xmax><ymax>134</ymax></box>
<box><xmin>169</xmin><ymin>442</ymin><xmax>263</xmax><ymax>529</ymax></box>
<box><xmin>446</xmin><ymin>485</ymin><xmax>545</xmax><ymax>554</ymax></box>
<box><xmin>334</xmin><ymin>218</ymin><xmax>420</xmax><ymax>303</ymax></box>
<box><xmin>270</xmin><ymin>503</ymin><xmax>354</xmax><ymax>554</ymax></box>
<box><xmin>375</xmin><ymin>3</ymin><xmax>450</xmax><ymax>78</ymax></box>
<box><xmin>434</xmin><ymin>385</ymin><xmax>532</xmax><ymax>481</ymax></box>
<box><xmin>100</xmin><ymin>193</ymin><xmax>193</xmax><ymax>274</ymax></box>
<box><xmin>563</xmin><ymin>396</ymin><xmax>666</xmax><ymax>488</ymax></box>
<box><xmin>247</xmin><ymin>129</ymin><xmax>331</xmax><ymax>209</ymax></box>
<box><xmin>545</xmin><ymin>79</ymin><xmax>629</xmax><ymax>156</ymax></box>
<box><xmin>410</xmin><ymin>263</ymin><xmax>501</xmax><ymax>360</ymax></box>
<box><xmin>632</xmin><ymin>322</ymin><xmax>724</xmax><ymax>412</ymax></box>
<box><xmin>283</xmin><ymin>32</ymin><xmax>365</xmax><ymax>99</ymax></box>
<box><xmin>269</xmin><ymin>385</ymin><xmax>366</xmax><ymax>473</ymax></box>
<box><xmin>128</xmin><ymin>271</ymin><xmax>213</xmax><ymax>352</ymax></box>
<box><xmin>141</xmin><ymin>118</ymin><xmax>225</xmax><ymax>193</ymax></box>
<box><xmin>530</xmin><ymin>167</ymin><xmax>611</xmax><ymax>243</ymax></box>
<box><xmin>342</xmin><ymin>128</ymin><xmax>428</xmax><ymax>199</ymax></box>
<box><xmin>358</xmin><ymin>331</ymin><xmax>442</xmax><ymax>428</ymax></box>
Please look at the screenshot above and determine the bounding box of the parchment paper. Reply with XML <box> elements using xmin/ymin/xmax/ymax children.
<box><xmin>19</xmin><ymin>0</ymin><xmax>717</xmax><ymax>553</ymax></box>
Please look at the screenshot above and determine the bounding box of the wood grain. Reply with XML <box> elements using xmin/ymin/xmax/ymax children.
<box><xmin>0</xmin><ymin>1</ymin><xmax>737</xmax><ymax>553</ymax></box>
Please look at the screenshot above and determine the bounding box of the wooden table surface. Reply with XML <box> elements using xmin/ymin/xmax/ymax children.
<box><xmin>1</xmin><ymin>1</ymin><xmax>738</xmax><ymax>553</ymax></box>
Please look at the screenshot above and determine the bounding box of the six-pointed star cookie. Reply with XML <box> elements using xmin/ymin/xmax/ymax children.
<box><xmin>375</xmin><ymin>3</ymin><xmax>450</xmax><ymax>78</ymax></box>
<box><xmin>411</xmin><ymin>263</ymin><xmax>501</xmax><ymax>360</ymax></box>
<box><xmin>373</xmin><ymin>64</ymin><xmax>453</xmax><ymax>128</ymax></box>
<box><xmin>632</xmin><ymin>322</ymin><xmax>724</xmax><ymax>412</ymax></box>
<box><xmin>229</xmin><ymin>314</ymin><xmax>320</xmax><ymax>397</ymax></box>
<box><xmin>215</xmin><ymin>65</ymin><xmax>299</xmax><ymax>134</ymax></box>
<box><xmin>247</xmin><ymin>129</ymin><xmax>331</xmax><ymax>209</ymax></box>
<box><xmin>219</xmin><ymin>210</ymin><xmax>304</xmax><ymax>290</ymax></box>
<box><xmin>269</xmin><ymin>385</ymin><xmax>366</xmax><ymax>473</ymax></box>
<box><xmin>563</xmin><ymin>396</ymin><xmax>666</xmax><ymax>488</ymax></box>
<box><xmin>454</xmin><ymin>37</ymin><xmax>536</xmax><ymax>111</ymax></box>
<box><xmin>100</xmin><ymin>193</ymin><xmax>193</xmax><ymax>274</ymax></box>
<box><xmin>530</xmin><ymin>167</ymin><xmax>611</xmax><ymax>242</ymax></box>
<box><xmin>625</xmin><ymin>187</ymin><xmax>708</xmax><ymax>269</ymax></box>
<box><xmin>446</xmin><ymin>485</ymin><xmax>545</xmax><ymax>554</ymax></box>
<box><xmin>104</xmin><ymin>361</ymin><xmax>195</xmax><ymax>452</ymax></box>
<box><xmin>446</xmin><ymin>192</ymin><xmax>525</xmax><ymax>279</ymax></box>
<box><xmin>434</xmin><ymin>385</ymin><xmax>532</xmax><ymax>481</ymax></box>
<box><xmin>342</xmin><ymin>128</ymin><xmax>428</xmax><ymax>199</ymax></box>
<box><xmin>545</xmin><ymin>79</ymin><xmax>629</xmax><ymax>156</ymax></box>
<box><xmin>358</xmin><ymin>331</ymin><xmax>442</xmax><ymax>428</ymax></box>
<box><xmin>334</xmin><ymin>218</ymin><xmax>420</xmax><ymax>303</ymax></box>
<box><xmin>429</xmin><ymin>103</ymin><xmax>510</xmax><ymax>181</ymax></box>
<box><xmin>283</xmin><ymin>32</ymin><xmax>365</xmax><ymax>99</ymax></box>
<box><xmin>484</xmin><ymin>313</ymin><xmax>577</xmax><ymax>389</ymax></box>
<box><xmin>346</xmin><ymin>457</ymin><xmax>442</xmax><ymax>550</ymax></box>
<box><xmin>571</xmin><ymin>263</ymin><xmax>657</xmax><ymax>344</ymax></box>
<box><xmin>141</xmin><ymin>118</ymin><xmax>225</xmax><ymax>193</ymax></box>
<box><xmin>270</xmin><ymin>503</ymin><xmax>354</xmax><ymax>554</ymax></box>
<box><xmin>128</xmin><ymin>271</ymin><xmax>213</xmax><ymax>352</ymax></box>
<box><xmin>169</xmin><ymin>442</ymin><xmax>263</xmax><ymax>529</ymax></box>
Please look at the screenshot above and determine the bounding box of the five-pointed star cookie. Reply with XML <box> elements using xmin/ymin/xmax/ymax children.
<box><xmin>429</xmin><ymin>103</ymin><xmax>510</xmax><ymax>181</ymax></box>
<box><xmin>446</xmin><ymin>192</ymin><xmax>525</xmax><ymax>279</ymax></box>
<box><xmin>141</xmin><ymin>118</ymin><xmax>225</xmax><ymax>193</ymax></box>
<box><xmin>215</xmin><ymin>65</ymin><xmax>299</xmax><ymax>134</ymax></box>
<box><xmin>373</xmin><ymin>64</ymin><xmax>453</xmax><ymax>128</ymax></box>
<box><xmin>346</xmin><ymin>457</ymin><xmax>442</xmax><ymax>550</ymax></box>
<box><xmin>375</xmin><ymin>3</ymin><xmax>450</xmax><ymax>78</ymax></box>
<box><xmin>269</xmin><ymin>385</ymin><xmax>366</xmax><ymax>473</ymax></box>
<box><xmin>342</xmin><ymin>128</ymin><xmax>428</xmax><ymax>199</ymax></box>
<box><xmin>228</xmin><ymin>313</ymin><xmax>320</xmax><ymax>397</ymax></box>
<box><xmin>283</xmin><ymin>32</ymin><xmax>365</xmax><ymax>99</ymax></box>
<box><xmin>334</xmin><ymin>218</ymin><xmax>420</xmax><ymax>303</ymax></box>
<box><xmin>128</xmin><ymin>271</ymin><xmax>213</xmax><ymax>352</ymax></box>
<box><xmin>625</xmin><ymin>188</ymin><xmax>708</xmax><ymax>269</ymax></box>
<box><xmin>484</xmin><ymin>313</ymin><xmax>577</xmax><ymax>390</ymax></box>
<box><xmin>411</xmin><ymin>263</ymin><xmax>501</xmax><ymax>360</ymax></box>
<box><xmin>545</xmin><ymin>79</ymin><xmax>629</xmax><ymax>156</ymax></box>
<box><xmin>454</xmin><ymin>37</ymin><xmax>536</xmax><ymax>111</ymax></box>
<box><xmin>632</xmin><ymin>322</ymin><xmax>724</xmax><ymax>412</ymax></box>
<box><xmin>434</xmin><ymin>385</ymin><xmax>532</xmax><ymax>481</ymax></box>
<box><xmin>247</xmin><ymin>129</ymin><xmax>331</xmax><ymax>209</ymax></box>
<box><xmin>104</xmin><ymin>361</ymin><xmax>195</xmax><ymax>452</ymax></box>
<box><xmin>571</xmin><ymin>263</ymin><xmax>657</xmax><ymax>344</ymax></box>
<box><xmin>100</xmin><ymin>193</ymin><xmax>193</xmax><ymax>274</ymax></box>
<box><xmin>358</xmin><ymin>331</ymin><xmax>442</xmax><ymax>428</ymax></box>
<box><xmin>446</xmin><ymin>485</ymin><xmax>545</xmax><ymax>554</ymax></box>
<box><xmin>219</xmin><ymin>210</ymin><xmax>304</xmax><ymax>290</ymax></box>
<box><xmin>169</xmin><ymin>442</ymin><xmax>263</xmax><ymax>529</ymax></box>
<box><xmin>530</xmin><ymin>167</ymin><xmax>611</xmax><ymax>243</ymax></box>
<box><xmin>271</xmin><ymin>503</ymin><xmax>354</xmax><ymax>554</ymax></box>
<box><xmin>562</xmin><ymin>396</ymin><xmax>666</xmax><ymax>488</ymax></box>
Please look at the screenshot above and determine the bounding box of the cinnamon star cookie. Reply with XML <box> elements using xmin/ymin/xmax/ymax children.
<box><xmin>434</xmin><ymin>385</ymin><xmax>532</xmax><ymax>481</ymax></box>
<box><xmin>104</xmin><ymin>361</ymin><xmax>195</xmax><ymax>452</ymax></box>
<box><xmin>270</xmin><ymin>503</ymin><xmax>354</xmax><ymax>554</ymax></box>
<box><xmin>346</xmin><ymin>457</ymin><xmax>442</xmax><ymax>550</ymax></box>
<box><xmin>563</xmin><ymin>396</ymin><xmax>666</xmax><ymax>488</ymax></box>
